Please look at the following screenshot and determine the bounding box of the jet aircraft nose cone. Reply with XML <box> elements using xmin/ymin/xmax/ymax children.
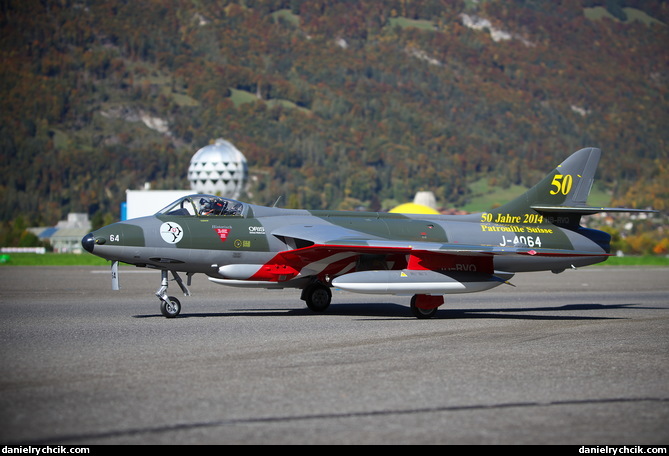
<box><xmin>82</xmin><ymin>233</ymin><xmax>95</xmax><ymax>253</ymax></box>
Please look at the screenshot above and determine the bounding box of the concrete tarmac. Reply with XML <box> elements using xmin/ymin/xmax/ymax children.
<box><xmin>0</xmin><ymin>265</ymin><xmax>668</xmax><ymax>445</ymax></box>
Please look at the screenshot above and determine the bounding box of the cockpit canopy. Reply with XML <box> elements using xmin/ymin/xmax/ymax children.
<box><xmin>156</xmin><ymin>194</ymin><xmax>246</xmax><ymax>217</ymax></box>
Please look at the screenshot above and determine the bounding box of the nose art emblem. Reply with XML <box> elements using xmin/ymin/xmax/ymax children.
<box><xmin>159</xmin><ymin>222</ymin><xmax>184</xmax><ymax>244</ymax></box>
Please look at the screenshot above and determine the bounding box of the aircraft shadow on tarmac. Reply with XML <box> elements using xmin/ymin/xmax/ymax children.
<box><xmin>133</xmin><ymin>302</ymin><xmax>649</xmax><ymax>320</ymax></box>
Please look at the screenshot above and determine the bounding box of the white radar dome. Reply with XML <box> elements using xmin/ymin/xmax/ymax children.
<box><xmin>188</xmin><ymin>139</ymin><xmax>248</xmax><ymax>199</ymax></box>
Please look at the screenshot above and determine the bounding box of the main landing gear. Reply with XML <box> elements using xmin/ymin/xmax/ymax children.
<box><xmin>156</xmin><ymin>270</ymin><xmax>192</xmax><ymax>318</ymax></box>
<box><xmin>301</xmin><ymin>282</ymin><xmax>332</xmax><ymax>313</ymax></box>
<box><xmin>410</xmin><ymin>294</ymin><xmax>444</xmax><ymax>319</ymax></box>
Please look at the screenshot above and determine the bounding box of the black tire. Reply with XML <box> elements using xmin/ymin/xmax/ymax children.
<box><xmin>410</xmin><ymin>295</ymin><xmax>438</xmax><ymax>319</ymax></box>
<box><xmin>160</xmin><ymin>296</ymin><xmax>181</xmax><ymax>318</ymax></box>
<box><xmin>304</xmin><ymin>284</ymin><xmax>332</xmax><ymax>313</ymax></box>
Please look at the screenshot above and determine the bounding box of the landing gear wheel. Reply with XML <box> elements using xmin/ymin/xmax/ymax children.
<box><xmin>410</xmin><ymin>295</ymin><xmax>438</xmax><ymax>319</ymax></box>
<box><xmin>304</xmin><ymin>284</ymin><xmax>332</xmax><ymax>313</ymax></box>
<box><xmin>160</xmin><ymin>296</ymin><xmax>181</xmax><ymax>318</ymax></box>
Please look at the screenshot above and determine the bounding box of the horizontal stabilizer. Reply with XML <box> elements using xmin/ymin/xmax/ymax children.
<box><xmin>531</xmin><ymin>205</ymin><xmax>658</xmax><ymax>216</ymax></box>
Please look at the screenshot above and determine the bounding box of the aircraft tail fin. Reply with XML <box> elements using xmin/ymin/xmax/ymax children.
<box><xmin>494</xmin><ymin>147</ymin><xmax>656</xmax><ymax>228</ymax></box>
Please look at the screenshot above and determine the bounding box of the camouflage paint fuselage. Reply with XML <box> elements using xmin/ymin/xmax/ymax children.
<box><xmin>87</xmin><ymin>200</ymin><xmax>608</xmax><ymax>286</ymax></box>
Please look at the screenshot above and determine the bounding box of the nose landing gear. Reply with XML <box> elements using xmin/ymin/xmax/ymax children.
<box><xmin>155</xmin><ymin>270</ymin><xmax>192</xmax><ymax>318</ymax></box>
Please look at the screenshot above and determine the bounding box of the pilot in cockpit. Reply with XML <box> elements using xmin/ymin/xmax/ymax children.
<box><xmin>199</xmin><ymin>197</ymin><xmax>226</xmax><ymax>216</ymax></box>
<box><xmin>198</xmin><ymin>197</ymin><xmax>242</xmax><ymax>216</ymax></box>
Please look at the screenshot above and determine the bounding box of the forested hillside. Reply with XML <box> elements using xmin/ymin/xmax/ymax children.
<box><xmin>1</xmin><ymin>0</ymin><xmax>667</xmax><ymax>235</ymax></box>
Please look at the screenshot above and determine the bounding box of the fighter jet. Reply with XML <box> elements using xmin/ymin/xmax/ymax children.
<box><xmin>82</xmin><ymin>147</ymin><xmax>656</xmax><ymax>318</ymax></box>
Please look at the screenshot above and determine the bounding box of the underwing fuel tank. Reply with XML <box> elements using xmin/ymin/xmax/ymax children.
<box><xmin>331</xmin><ymin>270</ymin><xmax>514</xmax><ymax>295</ymax></box>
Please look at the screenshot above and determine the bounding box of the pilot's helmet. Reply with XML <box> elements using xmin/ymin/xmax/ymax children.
<box><xmin>199</xmin><ymin>197</ymin><xmax>217</xmax><ymax>214</ymax></box>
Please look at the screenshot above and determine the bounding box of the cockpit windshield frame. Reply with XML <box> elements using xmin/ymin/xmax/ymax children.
<box><xmin>156</xmin><ymin>194</ymin><xmax>246</xmax><ymax>218</ymax></box>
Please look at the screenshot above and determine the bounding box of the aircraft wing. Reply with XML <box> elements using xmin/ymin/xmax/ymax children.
<box><xmin>270</xmin><ymin>224</ymin><xmax>608</xmax><ymax>278</ymax></box>
<box><xmin>271</xmin><ymin>223</ymin><xmax>609</xmax><ymax>255</ymax></box>
<box><xmin>271</xmin><ymin>224</ymin><xmax>604</xmax><ymax>256</ymax></box>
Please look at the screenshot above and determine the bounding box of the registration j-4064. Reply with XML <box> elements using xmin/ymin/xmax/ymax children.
<box><xmin>499</xmin><ymin>235</ymin><xmax>542</xmax><ymax>247</ymax></box>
